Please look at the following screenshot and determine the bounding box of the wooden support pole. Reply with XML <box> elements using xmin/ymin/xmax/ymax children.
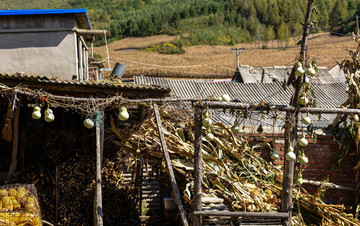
<box><xmin>56</xmin><ymin>166</ymin><xmax>59</xmax><ymax>226</ymax></box>
<box><xmin>281</xmin><ymin>1</ymin><xmax>314</xmax><ymax>225</ymax></box>
<box><xmin>153</xmin><ymin>104</ymin><xmax>189</xmax><ymax>226</ymax></box>
<box><xmin>94</xmin><ymin>111</ymin><xmax>103</xmax><ymax>226</ymax></box>
<box><xmin>281</xmin><ymin>111</ymin><xmax>296</xmax><ymax>226</ymax></box>
<box><xmin>193</xmin><ymin>106</ymin><xmax>203</xmax><ymax>226</ymax></box>
<box><xmin>6</xmin><ymin>99</ymin><xmax>21</xmax><ymax>182</ymax></box>
<box><xmin>193</xmin><ymin>211</ymin><xmax>289</xmax><ymax>218</ymax></box>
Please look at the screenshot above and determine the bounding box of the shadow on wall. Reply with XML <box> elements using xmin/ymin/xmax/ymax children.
<box><xmin>0</xmin><ymin>31</ymin><xmax>69</xmax><ymax>49</ymax></box>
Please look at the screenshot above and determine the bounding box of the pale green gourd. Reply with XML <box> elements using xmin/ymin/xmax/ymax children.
<box><xmin>83</xmin><ymin>118</ymin><xmax>94</xmax><ymax>129</ymax></box>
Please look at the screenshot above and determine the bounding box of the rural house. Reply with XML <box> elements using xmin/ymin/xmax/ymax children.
<box><xmin>0</xmin><ymin>9</ymin><xmax>105</xmax><ymax>81</ymax></box>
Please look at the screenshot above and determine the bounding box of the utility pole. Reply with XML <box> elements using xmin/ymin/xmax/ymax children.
<box><xmin>231</xmin><ymin>48</ymin><xmax>244</xmax><ymax>68</ymax></box>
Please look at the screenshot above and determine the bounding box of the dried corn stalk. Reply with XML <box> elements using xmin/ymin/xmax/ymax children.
<box><xmin>112</xmin><ymin>112</ymin><xmax>360</xmax><ymax>225</ymax></box>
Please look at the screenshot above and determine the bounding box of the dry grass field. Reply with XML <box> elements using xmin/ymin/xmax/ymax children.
<box><xmin>94</xmin><ymin>32</ymin><xmax>355</xmax><ymax>79</ymax></box>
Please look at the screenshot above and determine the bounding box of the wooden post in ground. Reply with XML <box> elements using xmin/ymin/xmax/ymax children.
<box><xmin>281</xmin><ymin>1</ymin><xmax>314</xmax><ymax>225</ymax></box>
<box><xmin>94</xmin><ymin>111</ymin><xmax>104</xmax><ymax>226</ymax></box>
<box><xmin>7</xmin><ymin>99</ymin><xmax>21</xmax><ymax>182</ymax></box>
<box><xmin>281</xmin><ymin>111</ymin><xmax>297</xmax><ymax>226</ymax></box>
<box><xmin>153</xmin><ymin>104</ymin><xmax>189</xmax><ymax>226</ymax></box>
<box><xmin>193</xmin><ymin>105</ymin><xmax>203</xmax><ymax>226</ymax></box>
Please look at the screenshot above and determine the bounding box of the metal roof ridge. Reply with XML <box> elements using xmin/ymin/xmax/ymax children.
<box><xmin>0</xmin><ymin>9</ymin><xmax>88</xmax><ymax>15</ymax></box>
<box><xmin>0</xmin><ymin>8</ymin><xmax>91</xmax><ymax>30</ymax></box>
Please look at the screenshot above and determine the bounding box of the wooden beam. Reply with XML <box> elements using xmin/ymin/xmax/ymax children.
<box><xmin>6</xmin><ymin>99</ymin><xmax>21</xmax><ymax>181</ymax></box>
<box><xmin>94</xmin><ymin>111</ymin><xmax>103</xmax><ymax>226</ymax></box>
<box><xmin>153</xmin><ymin>104</ymin><xmax>189</xmax><ymax>226</ymax></box>
<box><xmin>193</xmin><ymin>211</ymin><xmax>289</xmax><ymax>219</ymax></box>
<box><xmin>3</xmin><ymin>83</ymin><xmax>360</xmax><ymax>115</ymax></box>
<box><xmin>302</xmin><ymin>179</ymin><xmax>355</xmax><ymax>191</ymax></box>
<box><xmin>193</xmin><ymin>106</ymin><xmax>203</xmax><ymax>226</ymax></box>
<box><xmin>74</xmin><ymin>28</ymin><xmax>107</xmax><ymax>36</ymax></box>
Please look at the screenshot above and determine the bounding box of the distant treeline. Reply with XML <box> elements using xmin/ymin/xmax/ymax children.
<box><xmin>2</xmin><ymin>0</ymin><xmax>360</xmax><ymax>46</ymax></box>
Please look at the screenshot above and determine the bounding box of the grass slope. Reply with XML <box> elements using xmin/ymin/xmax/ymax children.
<box><xmin>94</xmin><ymin>33</ymin><xmax>354</xmax><ymax>79</ymax></box>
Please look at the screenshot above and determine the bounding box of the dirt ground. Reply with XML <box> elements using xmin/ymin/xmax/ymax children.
<box><xmin>94</xmin><ymin>33</ymin><xmax>355</xmax><ymax>79</ymax></box>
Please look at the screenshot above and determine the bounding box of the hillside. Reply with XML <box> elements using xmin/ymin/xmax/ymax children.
<box><xmin>2</xmin><ymin>0</ymin><xmax>360</xmax><ymax>46</ymax></box>
<box><xmin>94</xmin><ymin>32</ymin><xmax>355</xmax><ymax>79</ymax></box>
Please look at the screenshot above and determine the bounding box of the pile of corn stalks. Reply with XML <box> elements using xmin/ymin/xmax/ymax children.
<box><xmin>112</xmin><ymin>112</ymin><xmax>360</xmax><ymax>225</ymax></box>
<box><xmin>334</xmin><ymin>35</ymin><xmax>360</xmax><ymax>209</ymax></box>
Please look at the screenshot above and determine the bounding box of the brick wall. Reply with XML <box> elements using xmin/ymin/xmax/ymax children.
<box><xmin>244</xmin><ymin>132</ymin><xmax>356</xmax><ymax>207</ymax></box>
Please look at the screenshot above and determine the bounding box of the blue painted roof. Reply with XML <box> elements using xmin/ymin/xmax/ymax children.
<box><xmin>0</xmin><ymin>9</ymin><xmax>91</xmax><ymax>29</ymax></box>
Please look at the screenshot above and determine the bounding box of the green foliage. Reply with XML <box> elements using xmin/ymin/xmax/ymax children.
<box><xmin>2</xmin><ymin>0</ymin><xmax>359</xmax><ymax>45</ymax></box>
<box><xmin>143</xmin><ymin>41</ymin><xmax>184</xmax><ymax>54</ymax></box>
<box><xmin>92</xmin><ymin>53</ymin><xmax>102</xmax><ymax>61</ymax></box>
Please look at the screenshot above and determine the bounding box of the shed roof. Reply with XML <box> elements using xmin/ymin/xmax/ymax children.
<box><xmin>0</xmin><ymin>9</ymin><xmax>91</xmax><ymax>30</ymax></box>
<box><xmin>0</xmin><ymin>73</ymin><xmax>170</xmax><ymax>99</ymax></box>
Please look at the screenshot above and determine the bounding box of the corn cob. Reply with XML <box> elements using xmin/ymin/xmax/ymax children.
<box><xmin>1</xmin><ymin>196</ymin><xmax>13</xmax><ymax>211</ymax></box>
<box><xmin>0</xmin><ymin>211</ymin><xmax>41</xmax><ymax>225</ymax></box>
<box><xmin>0</xmin><ymin>191</ymin><xmax>7</xmax><ymax>199</ymax></box>
<box><xmin>7</xmin><ymin>189</ymin><xmax>17</xmax><ymax>198</ymax></box>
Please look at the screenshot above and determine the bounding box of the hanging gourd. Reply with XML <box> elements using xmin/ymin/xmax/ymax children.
<box><xmin>304</xmin><ymin>76</ymin><xmax>310</xmax><ymax>84</ymax></box>
<box><xmin>285</xmin><ymin>146</ymin><xmax>296</xmax><ymax>161</ymax></box>
<box><xmin>221</xmin><ymin>94</ymin><xmax>231</xmax><ymax>102</ymax></box>
<box><xmin>271</xmin><ymin>146</ymin><xmax>279</xmax><ymax>160</ymax></box>
<box><xmin>295</xmin><ymin>66</ymin><xmax>305</xmax><ymax>77</ymax></box>
<box><xmin>299</xmin><ymin>154</ymin><xmax>309</xmax><ymax>165</ymax></box>
<box><xmin>44</xmin><ymin>108</ymin><xmax>55</xmax><ymax>122</ymax></box>
<box><xmin>214</xmin><ymin>96</ymin><xmax>222</xmax><ymax>101</ymax></box>
<box><xmin>83</xmin><ymin>116</ymin><xmax>94</xmax><ymax>129</ymax></box>
<box><xmin>271</xmin><ymin>151</ymin><xmax>280</xmax><ymax>160</ymax></box>
<box><xmin>205</xmin><ymin>132</ymin><xmax>214</xmax><ymax>141</ymax></box>
<box><xmin>32</xmin><ymin>106</ymin><xmax>41</xmax><ymax>120</ymax></box>
<box><xmin>299</xmin><ymin>93</ymin><xmax>309</xmax><ymax>106</ymax></box>
<box><xmin>118</xmin><ymin>105</ymin><xmax>129</xmax><ymax>121</ymax></box>
<box><xmin>231</xmin><ymin>125</ymin><xmax>240</xmax><ymax>134</ymax></box>
<box><xmin>299</xmin><ymin>134</ymin><xmax>308</xmax><ymax>147</ymax></box>
<box><xmin>285</xmin><ymin>150</ymin><xmax>296</xmax><ymax>161</ymax></box>
<box><xmin>295</xmin><ymin>173</ymin><xmax>304</xmax><ymax>185</ymax></box>
<box><xmin>305</xmin><ymin>65</ymin><xmax>316</xmax><ymax>77</ymax></box>
<box><xmin>302</xmin><ymin>114</ymin><xmax>311</xmax><ymax>125</ymax></box>
<box><xmin>353</xmin><ymin>114</ymin><xmax>359</xmax><ymax>122</ymax></box>
<box><xmin>202</xmin><ymin>117</ymin><xmax>212</xmax><ymax>128</ymax></box>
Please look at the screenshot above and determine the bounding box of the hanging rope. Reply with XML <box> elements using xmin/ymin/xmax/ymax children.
<box><xmin>104</xmin><ymin>30</ymin><xmax>111</xmax><ymax>69</ymax></box>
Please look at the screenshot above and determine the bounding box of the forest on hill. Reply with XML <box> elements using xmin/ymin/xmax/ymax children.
<box><xmin>1</xmin><ymin>0</ymin><xmax>360</xmax><ymax>46</ymax></box>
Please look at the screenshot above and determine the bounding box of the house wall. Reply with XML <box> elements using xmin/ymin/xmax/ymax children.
<box><xmin>0</xmin><ymin>14</ymin><xmax>81</xmax><ymax>80</ymax></box>
<box><xmin>244</xmin><ymin>132</ymin><xmax>356</xmax><ymax>207</ymax></box>
<box><xmin>0</xmin><ymin>31</ymin><xmax>77</xmax><ymax>80</ymax></box>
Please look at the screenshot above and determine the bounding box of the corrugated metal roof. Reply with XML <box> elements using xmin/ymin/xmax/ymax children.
<box><xmin>0</xmin><ymin>9</ymin><xmax>91</xmax><ymax>30</ymax></box>
<box><xmin>134</xmin><ymin>76</ymin><xmax>348</xmax><ymax>128</ymax></box>
<box><xmin>0</xmin><ymin>73</ymin><xmax>170</xmax><ymax>92</ymax></box>
<box><xmin>134</xmin><ymin>76</ymin><xmax>346</xmax><ymax>108</ymax></box>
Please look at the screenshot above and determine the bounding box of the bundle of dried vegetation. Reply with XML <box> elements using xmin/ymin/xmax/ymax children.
<box><xmin>111</xmin><ymin>108</ymin><xmax>360</xmax><ymax>225</ymax></box>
